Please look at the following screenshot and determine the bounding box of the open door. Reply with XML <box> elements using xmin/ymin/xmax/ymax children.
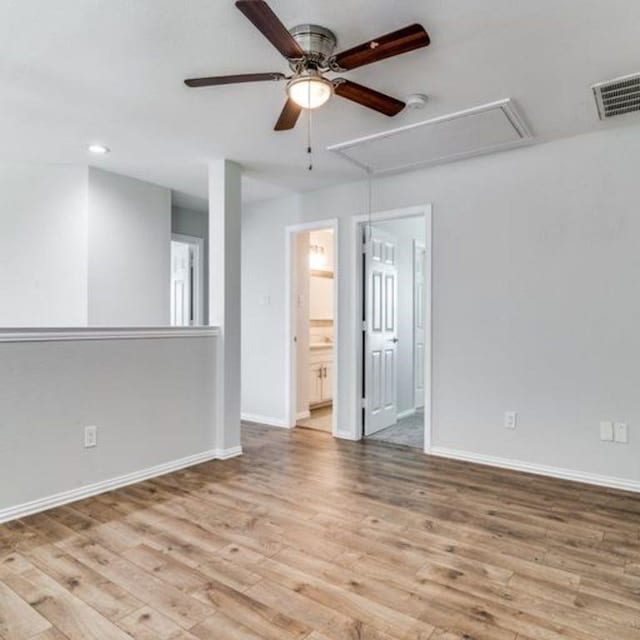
<box><xmin>364</xmin><ymin>227</ymin><xmax>399</xmax><ymax>435</ymax></box>
<box><xmin>171</xmin><ymin>240</ymin><xmax>191</xmax><ymax>326</ymax></box>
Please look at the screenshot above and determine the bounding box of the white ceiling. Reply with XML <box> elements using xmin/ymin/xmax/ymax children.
<box><xmin>1</xmin><ymin>0</ymin><xmax>639</xmax><ymax>207</ymax></box>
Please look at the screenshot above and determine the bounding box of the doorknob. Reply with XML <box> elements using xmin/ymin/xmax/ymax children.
<box><xmin>389</xmin><ymin>337</ymin><xmax>399</xmax><ymax>343</ymax></box>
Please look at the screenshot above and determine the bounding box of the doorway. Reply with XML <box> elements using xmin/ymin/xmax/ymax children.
<box><xmin>285</xmin><ymin>220</ymin><xmax>338</xmax><ymax>435</ymax></box>
<box><xmin>359</xmin><ymin>214</ymin><xmax>429</xmax><ymax>449</ymax></box>
<box><xmin>170</xmin><ymin>234</ymin><xmax>204</xmax><ymax>326</ymax></box>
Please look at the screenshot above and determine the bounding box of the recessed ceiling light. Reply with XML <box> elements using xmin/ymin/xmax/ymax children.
<box><xmin>88</xmin><ymin>144</ymin><xmax>110</xmax><ymax>154</ymax></box>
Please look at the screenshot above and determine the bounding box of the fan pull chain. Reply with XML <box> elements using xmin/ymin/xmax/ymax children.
<box><xmin>307</xmin><ymin>84</ymin><xmax>313</xmax><ymax>171</ymax></box>
<box><xmin>366</xmin><ymin>167</ymin><xmax>373</xmax><ymax>241</ymax></box>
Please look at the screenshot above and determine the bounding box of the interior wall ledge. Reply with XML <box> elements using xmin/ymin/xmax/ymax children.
<box><xmin>0</xmin><ymin>326</ymin><xmax>220</xmax><ymax>343</ymax></box>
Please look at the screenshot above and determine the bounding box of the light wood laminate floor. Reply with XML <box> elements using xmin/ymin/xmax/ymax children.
<box><xmin>1</xmin><ymin>423</ymin><xmax>639</xmax><ymax>639</ymax></box>
<box><xmin>297</xmin><ymin>406</ymin><xmax>333</xmax><ymax>432</ymax></box>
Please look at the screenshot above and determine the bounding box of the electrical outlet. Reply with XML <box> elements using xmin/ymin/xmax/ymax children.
<box><xmin>614</xmin><ymin>422</ymin><xmax>628</xmax><ymax>444</ymax></box>
<box><xmin>504</xmin><ymin>411</ymin><xmax>517</xmax><ymax>429</ymax></box>
<box><xmin>600</xmin><ymin>421</ymin><xmax>614</xmax><ymax>442</ymax></box>
<box><xmin>84</xmin><ymin>425</ymin><xmax>97</xmax><ymax>448</ymax></box>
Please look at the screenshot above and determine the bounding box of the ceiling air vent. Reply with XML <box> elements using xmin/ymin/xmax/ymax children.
<box><xmin>592</xmin><ymin>73</ymin><xmax>640</xmax><ymax>120</ymax></box>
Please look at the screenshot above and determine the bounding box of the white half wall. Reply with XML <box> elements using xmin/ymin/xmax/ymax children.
<box><xmin>0</xmin><ymin>331</ymin><xmax>224</xmax><ymax>522</ymax></box>
<box><xmin>242</xmin><ymin>124</ymin><xmax>640</xmax><ymax>486</ymax></box>
<box><xmin>0</xmin><ymin>164</ymin><xmax>89</xmax><ymax>327</ymax></box>
<box><xmin>88</xmin><ymin>168</ymin><xmax>171</xmax><ymax>326</ymax></box>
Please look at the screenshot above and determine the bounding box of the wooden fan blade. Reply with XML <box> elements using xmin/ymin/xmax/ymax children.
<box><xmin>334</xmin><ymin>79</ymin><xmax>405</xmax><ymax>116</ymax></box>
<box><xmin>236</xmin><ymin>0</ymin><xmax>304</xmax><ymax>59</ymax></box>
<box><xmin>332</xmin><ymin>23</ymin><xmax>430</xmax><ymax>71</ymax></box>
<box><xmin>185</xmin><ymin>72</ymin><xmax>285</xmax><ymax>87</ymax></box>
<box><xmin>274</xmin><ymin>98</ymin><xmax>302</xmax><ymax>131</ymax></box>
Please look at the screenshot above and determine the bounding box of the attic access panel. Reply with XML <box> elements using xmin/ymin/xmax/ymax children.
<box><xmin>327</xmin><ymin>99</ymin><xmax>532</xmax><ymax>175</ymax></box>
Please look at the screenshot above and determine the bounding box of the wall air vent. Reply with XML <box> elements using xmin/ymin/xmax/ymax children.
<box><xmin>327</xmin><ymin>99</ymin><xmax>532</xmax><ymax>176</ymax></box>
<box><xmin>592</xmin><ymin>73</ymin><xmax>640</xmax><ymax>120</ymax></box>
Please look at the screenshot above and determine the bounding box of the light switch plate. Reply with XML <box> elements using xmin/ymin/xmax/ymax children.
<box><xmin>504</xmin><ymin>411</ymin><xmax>517</xmax><ymax>429</ymax></box>
<box><xmin>84</xmin><ymin>425</ymin><xmax>97</xmax><ymax>448</ymax></box>
<box><xmin>600</xmin><ymin>421</ymin><xmax>614</xmax><ymax>442</ymax></box>
<box><xmin>614</xmin><ymin>422</ymin><xmax>628</xmax><ymax>444</ymax></box>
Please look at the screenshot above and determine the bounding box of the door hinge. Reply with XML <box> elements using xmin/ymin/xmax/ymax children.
<box><xmin>362</xmin><ymin>321</ymin><xmax>367</xmax><ymax>331</ymax></box>
<box><xmin>361</xmin><ymin>397</ymin><xmax>367</xmax><ymax>409</ymax></box>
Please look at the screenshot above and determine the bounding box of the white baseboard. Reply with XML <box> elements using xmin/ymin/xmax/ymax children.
<box><xmin>397</xmin><ymin>408</ymin><xmax>417</xmax><ymax>420</ymax></box>
<box><xmin>216</xmin><ymin>445</ymin><xmax>243</xmax><ymax>460</ymax></box>
<box><xmin>241</xmin><ymin>413</ymin><xmax>289</xmax><ymax>428</ymax></box>
<box><xmin>296</xmin><ymin>410</ymin><xmax>311</xmax><ymax>421</ymax></box>
<box><xmin>0</xmin><ymin>447</ymin><xmax>242</xmax><ymax>525</ymax></box>
<box><xmin>429</xmin><ymin>446</ymin><xmax>640</xmax><ymax>494</ymax></box>
<box><xmin>335</xmin><ymin>430</ymin><xmax>360</xmax><ymax>441</ymax></box>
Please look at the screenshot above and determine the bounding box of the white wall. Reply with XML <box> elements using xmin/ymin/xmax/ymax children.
<box><xmin>242</xmin><ymin>124</ymin><xmax>640</xmax><ymax>486</ymax></box>
<box><xmin>309</xmin><ymin>229</ymin><xmax>335</xmax><ymax>322</ymax></box>
<box><xmin>0</xmin><ymin>333</ymin><xmax>220</xmax><ymax>518</ymax></box>
<box><xmin>88</xmin><ymin>168</ymin><xmax>171</xmax><ymax>326</ymax></box>
<box><xmin>0</xmin><ymin>164</ymin><xmax>89</xmax><ymax>327</ymax></box>
<box><xmin>373</xmin><ymin>217</ymin><xmax>425</xmax><ymax>415</ymax></box>
<box><xmin>208</xmin><ymin>160</ymin><xmax>243</xmax><ymax>453</ymax></box>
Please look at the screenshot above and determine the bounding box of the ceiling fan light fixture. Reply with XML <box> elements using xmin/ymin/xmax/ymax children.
<box><xmin>287</xmin><ymin>74</ymin><xmax>333</xmax><ymax>110</ymax></box>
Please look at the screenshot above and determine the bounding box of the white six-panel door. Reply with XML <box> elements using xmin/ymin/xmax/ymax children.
<box><xmin>365</xmin><ymin>228</ymin><xmax>399</xmax><ymax>435</ymax></box>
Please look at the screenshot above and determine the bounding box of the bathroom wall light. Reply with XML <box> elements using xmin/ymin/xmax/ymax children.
<box><xmin>309</xmin><ymin>244</ymin><xmax>327</xmax><ymax>270</ymax></box>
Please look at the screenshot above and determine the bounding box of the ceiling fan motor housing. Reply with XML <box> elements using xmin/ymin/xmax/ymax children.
<box><xmin>289</xmin><ymin>24</ymin><xmax>337</xmax><ymax>66</ymax></box>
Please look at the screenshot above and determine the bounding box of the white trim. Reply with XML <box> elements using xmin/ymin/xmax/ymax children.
<box><xmin>423</xmin><ymin>211</ymin><xmax>433</xmax><ymax>453</ymax></box>
<box><xmin>429</xmin><ymin>447</ymin><xmax>640</xmax><ymax>494</ymax></box>
<box><xmin>397</xmin><ymin>408</ymin><xmax>416</xmax><ymax>420</ymax></box>
<box><xmin>413</xmin><ymin>240</ymin><xmax>427</xmax><ymax>412</ymax></box>
<box><xmin>241</xmin><ymin>413</ymin><xmax>289</xmax><ymax>428</ymax></box>
<box><xmin>0</xmin><ymin>327</ymin><xmax>220</xmax><ymax>343</ymax></box>
<box><xmin>0</xmin><ymin>447</ymin><xmax>242</xmax><ymax>525</ymax></box>
<box><xmin>216</xmin><ymin>445</ymin><xmax>243</xmax><ymax>460</ymax></box>
<box><xmin>335</xmin><ymin>430</ymin><xmax>360</xmax><ymax>441</ymax></box>
<box><xmin>296</xmin><ymin>410</ymin><xmax>311</xmax><ymax>421</ymax></box>
<box><xmin>172</xmin><ymin>233</ymin><xmax>205</xmax><ymax>326</ymax></box>
<box><xmin>284</xmin><ymin>219</ymin><xmax>339</xmax><ymax>438</ymax></box>
<box><xmin>353</xmin><ymin>205</ymin><xmax>433</xmax><ymax>448</ymax></box>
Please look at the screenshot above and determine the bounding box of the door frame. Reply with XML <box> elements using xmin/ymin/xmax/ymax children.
<box><xmin>171</xmin><ymin>233</ymin><xmax>205</xmax><ymax>326</ymax></box>
<box><xmin>284</xmin><ymin>218</ymin><xmax>339</xmax><ymax>436</ymax></box>
<box><xmin>413</xmin><ymin>240</ymin><xmax>427</xmax><ymax>411</ymax></box>
<box><xmin>353</xmin><ymin>204</ymin><xmax>433</xmax><ymax>451</ymax></box>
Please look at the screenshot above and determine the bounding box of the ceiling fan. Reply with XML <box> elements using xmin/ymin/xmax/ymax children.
<box><xmin>185</xmin><ymin>0</ymin><xmax>431</xmax><ymax>131</ymax></box>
